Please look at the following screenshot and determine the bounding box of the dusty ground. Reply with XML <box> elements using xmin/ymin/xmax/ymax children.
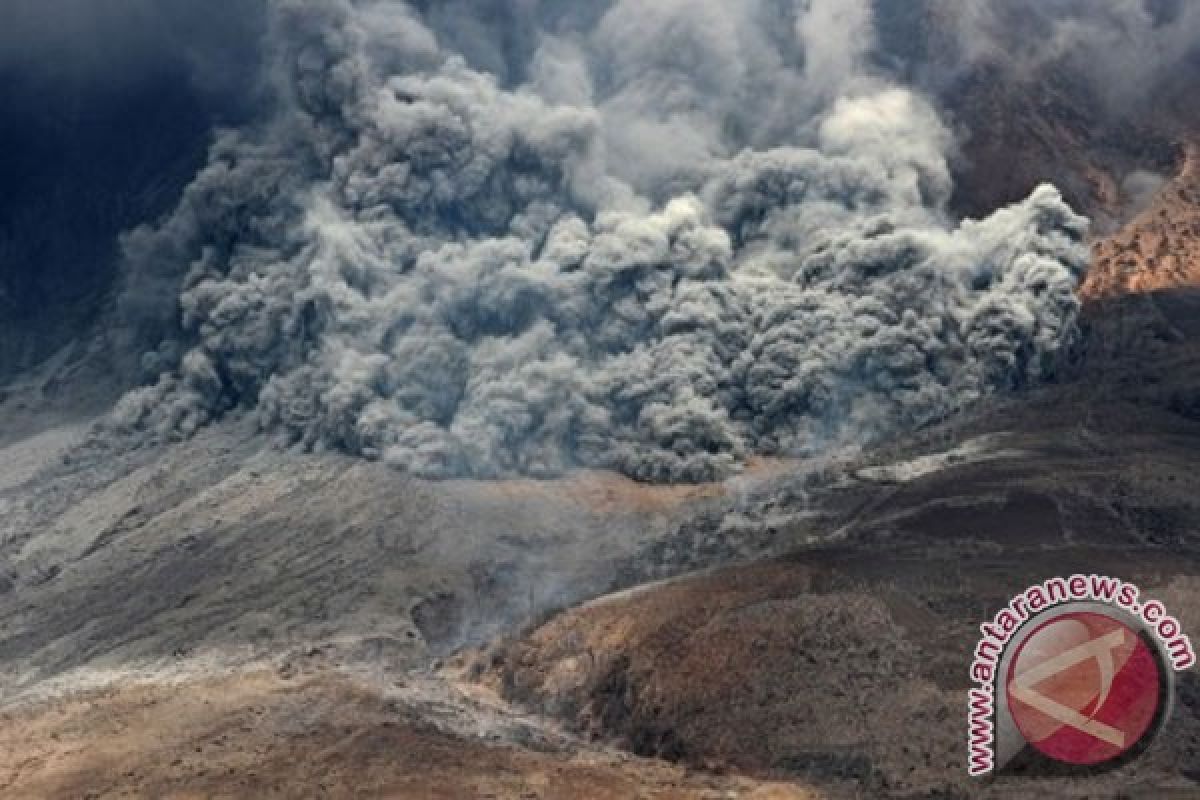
<box><xmin>6</xmin><ymin>283</ymin><xmax>1200</xmax><ymax>797</ymax></box>
<box><xmin>0</xmin><ymin>385</ymin><xmax>828</xmax><ymax>798</ymax></box>
<box><xmin>0</xmin><ymin>413</ymin><xmax>757</xmax><ymax>697</ymax></box>
<box><xmin>453</xmin><ymin>231</ymin><xmax>1200</xmax><ymax>799</ymax></box>
<box><xmin>5</xmin><ymin>71</ymin><xmax>1200</xmax><ymax>800</ymax></box>
<box><xmin>458</xmin><ymin>273</ymin><xmax>1200</xmax><ymax>798</ymax></box>
<box><xmin>479</xmin><ymin>550</ymin><xmax>1200</xmax><ymax>798</ymax></box>
<box><xmin>0</xmin><ymin>670</ymin><xmax>818</xmax><ymax>800</ymax></box>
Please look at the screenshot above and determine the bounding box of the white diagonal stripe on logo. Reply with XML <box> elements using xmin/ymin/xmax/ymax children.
<box><xmin>1008</xmin><ymin>628</ymin><xmax>1128</xmax><ymax>748</ymax></box>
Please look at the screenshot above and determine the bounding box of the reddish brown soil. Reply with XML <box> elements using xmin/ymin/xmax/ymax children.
<box><xmin>479</xmin><ymin>555</ymin><xmax>1200</xmax><ymax>798</ymax></box>
<box><xmin>0</xmin><ymin>671</ymin><xmax>818</xmax><ymax>800</ymax></box>
<box><xmin>1086</xmin><ymin>143</ymin><xmax>1200</xmax><ymax>298</ymax></box>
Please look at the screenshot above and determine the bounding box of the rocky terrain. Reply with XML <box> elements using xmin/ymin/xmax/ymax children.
<box><xmin>0</xmin><ymin>383</ymin><xmax>821</xmax><ymax>797</ymax></box>
<box><xmin>473</xmin><ymin>344</ymin><xmax>1200</xmax><ymax>797</ymax></box>
<box><xmin>1086</xmin><ymin>143</ymin><xmax>1200</xmax><ymax>298</ymax></box>
<box><xmin>4</xmin><ymin>283</ymin><xmax>1200</xmax><ymax>798</ymax></box>
<box><xmin>947</xmin><ymin>67</ymin><xmax>1181</xmax><ymax>234</ymax></box>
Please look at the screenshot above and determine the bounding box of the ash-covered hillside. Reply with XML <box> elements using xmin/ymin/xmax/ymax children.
<box><xmin>4</xmin><ymin>4</ymin><xmax>1200</xmax><ymax>799</ymax></box>
<box><xmin>7</xmin><ymin>0</ymin><xmax>1199</xmax><ymax>481</ymax></box>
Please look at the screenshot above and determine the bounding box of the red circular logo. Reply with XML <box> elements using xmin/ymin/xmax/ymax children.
<box><xmin>1005</xmin><ymin>611</ymin><xmax>1164</xmax><ymax>766</ymax></box>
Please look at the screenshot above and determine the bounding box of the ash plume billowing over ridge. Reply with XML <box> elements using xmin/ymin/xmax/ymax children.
<box><xmin>108</xmin><ymin>0</ymin><xmax>1093</xmax><ymax>482</ymax></box>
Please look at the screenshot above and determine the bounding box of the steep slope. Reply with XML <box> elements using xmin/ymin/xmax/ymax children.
<box><xmin>4</xmin><ymin>5</ymin><xmax>1200</xmax><ymax>799</ymax></box>
<box><xmin>477</xmin><ymin>288</ymin><xmax>1200</xmax><ymax>798</ymax></box>
<box><xmin>947</xmin><ymin>66</ymin><xmax>1180</xmax><ymax>232</ymax></box>
<box><xmin>1086</xmin><ymin>142</ymin><xmax>1200</xmax><ymax>297</ymax></box>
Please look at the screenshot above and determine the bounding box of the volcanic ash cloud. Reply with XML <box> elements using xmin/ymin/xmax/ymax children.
<box><xmin>110</xmin><ymin>0</ymin><xmax>1090</xmax><ymax>482</ymax></box>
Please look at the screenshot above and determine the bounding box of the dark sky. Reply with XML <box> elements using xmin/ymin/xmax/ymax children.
<box><xmin>0</xmin><ymin>1</ymin><xmax>266</xmax><ymax>374</ymax></box>
<box><xmin>0</xmin><ymin>0</ymin><xmax>266</xmax><ymax>95</ymax></box>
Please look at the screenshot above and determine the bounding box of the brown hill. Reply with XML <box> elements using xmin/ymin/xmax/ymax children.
<box><xmin>1086</xmin><ymin>142</ymin><xmax>1200</xmax><ymax>298</ymax></box>
<box><xmin>476</xmin><ymin>288</ymin><xmax>1200</xmax><ymax>797</ymax></box>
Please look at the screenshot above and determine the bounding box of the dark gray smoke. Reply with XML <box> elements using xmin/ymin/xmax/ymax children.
<box><xmin>105</xmin><ymin>0</ymin><xmax>1091</xmax><ymax>482</ymax></box>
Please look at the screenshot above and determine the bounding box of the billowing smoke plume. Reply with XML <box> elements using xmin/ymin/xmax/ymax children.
<box><xmin>109</xmin><ymin>0</ymin><xmax>1090</xmax><ymax>481</ymax></box>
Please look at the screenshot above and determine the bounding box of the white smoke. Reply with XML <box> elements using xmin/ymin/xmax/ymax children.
<box><xmin>109</xmin><ymin>0</ymin><xmax>1090</xmax><ymax>482</ymax></box>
